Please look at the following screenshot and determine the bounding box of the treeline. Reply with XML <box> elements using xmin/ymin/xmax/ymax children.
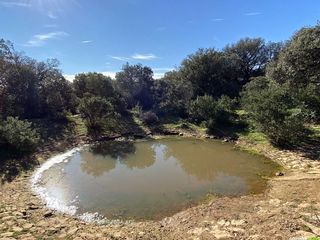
<box><xmin>0</xmin><ymin>24</ymin><xmax>319</xmax><ymax>153</ymax></box>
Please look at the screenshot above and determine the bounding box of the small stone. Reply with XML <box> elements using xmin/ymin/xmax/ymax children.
<box><xmin>179</xmin><ymin>133</ymin><xmax>184</xmax><ymax>136</ymax></box>
<box><xmin>43</xmin><ymin>210</ymin><xmax>53</xmax><ymax>218</ymax></box>
<box><xmin>67</xmin><ymin>227</ymin><xmax>78</xmax><ymax>235</ymax></box>
<box><xmin>1</xmin><ymin>232</ymin><xmax>14</xmax><ymax>237</ymax></box>
<box><xmin>28</xmin><ymin>205</ymin><xmax>39</xmax><ymax>210</ymax></box>
<box><xmin>275</xmin><ymin>172</ymin><xmax>284</xmax><ymax>176</ymax></box>
<box><xmin>23</xmin><ymin>223</ymin><xmax>34</xmax><ymax>230</ymax></box>
<box><xmin>231</xmin><ymin>219</ymin><xmax>246</xmax><ymax>226</ymax></box>
<box><xmin>12</xmin><ymin>226</ymin><xmax>23</xmax><ymax>232</ymax></box>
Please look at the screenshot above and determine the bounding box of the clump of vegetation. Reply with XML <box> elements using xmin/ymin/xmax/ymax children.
<box><xmin>140</xmin><ymin>111</ymin><xmax>159</xmax><ymax>126</ymax></box>
<box><xmin>0</xmin><ymin>117</ymin><xmax>40</xmax><ymax>153</ymax></box>
<box><xmin>188</xmin><ymin>95</ymin><xmax>234</xmax><ymax>131</ymax></box>
<box><xmin>241</xmin><ymin>77</ymin><xmax>309</xmax><ymax>146</ymax></box>
<box><xmin>78</xmin><ymin>96</ymin><xmax>113</xmax><ymax>137</ymax></box>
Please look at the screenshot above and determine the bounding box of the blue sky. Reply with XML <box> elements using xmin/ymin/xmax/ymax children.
<box><xmin>1</xmin><ymin>0</ymin><xmax>319</xmax><ymax>79</ymax></box>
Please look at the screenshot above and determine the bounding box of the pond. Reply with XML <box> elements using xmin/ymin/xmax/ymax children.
<box><xmin>32</xmin><ymin>138</ymin><xmax>279</xmax><ymax>221</ymax></box>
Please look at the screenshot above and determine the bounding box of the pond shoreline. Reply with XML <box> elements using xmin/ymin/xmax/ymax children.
<box><xmin>1</xmin><ymin>130</ymin><xmax>320</xmax><ymax>239</ymax></box>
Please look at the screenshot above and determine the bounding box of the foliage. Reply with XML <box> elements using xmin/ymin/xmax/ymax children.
<box><xmin>0</xmin><ymin>40</ymin><xmax>76</xmax><ymax>119</ymax></box>
<box><xmin>115</xmin><ymin>64</ymin><xmax>154</xmax><ymax>110</ymax></box>
<box><xmin>140</xmin><ymin>111</ymin><xmax>159</xmax><ymax>125</ymax></box>
<box><xmin>74</xmin><ymin>72</ymin><xmax>127</xmax><ymax>115</ymax></box>
<box><xmin>224</xmin><ymin>38</ymin><xmax>283</xmax><ymax>84</ymax></box>
<box><xmin>179</xmin><ymin>48</ymin><xmax>240</xmax><ymax>98</ymax></box>
<box><xmin>78</xmin><ymin>96</ymin><xmax>113</xmax><ymax>136</ymax></box>
<box><xmin>188</xmin><ymin>95</ymin><xmax>233</xmax><ymax>131</ymax></box>
<box><xmin>267</xmin><ymin>24</ymin><xmax>320</xmax><ymax>121</ymax></box>
<box><xmin>241</xmin><ymin>77</ymin><xmax>309</xmax><ymax>146</ymax></box>
<box><xmin>153</xmin><ymin>71</ymin><xmax>193</xmax><ymax>117</ymax></box>
<box><xmin>0</xmin><ymin>117</ymin><xmax>39</xmax><ymax>153</ymax></box>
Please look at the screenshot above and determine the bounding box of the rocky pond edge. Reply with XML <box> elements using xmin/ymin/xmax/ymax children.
<box><xmin>1</xmin><ymin>129</ymin><xmax>320</xmax><ymax>239</ymax></box>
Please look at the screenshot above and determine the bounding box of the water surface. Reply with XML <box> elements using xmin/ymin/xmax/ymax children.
<box><xmin>36</xmin><ymin>138</ymin><xmax>278</xmax><ymax>221</ymax></box>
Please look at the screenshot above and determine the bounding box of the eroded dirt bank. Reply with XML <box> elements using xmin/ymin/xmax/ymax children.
<box><xmin>0</xmin><ymin>137</ymin><xmax>320</xmax><ymax>240</ymax></box>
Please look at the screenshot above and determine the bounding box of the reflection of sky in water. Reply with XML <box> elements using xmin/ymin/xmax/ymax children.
<box><xmin>36</xmin><ymin>138</ymin><xmax>278</xmax><ymax>220</ymax></box>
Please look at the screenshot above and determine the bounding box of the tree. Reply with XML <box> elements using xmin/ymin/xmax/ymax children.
<box><xmin>73</xmin><ymin>72</ymin><xmax>126</xmax><ymax>114</ymax></box>
<box><xmin>188</xmin><ymin>95</ymin><xmax>233</xmax><ymax>130</ymax></box>
<box><xmin>267</xmin><ymin>24</ymin><xmax>320</xmax><ymax>120</ymax></box>
<box><xmin>0</xmin><ymin>39</ymin><xmax>76</xmax><ymax>119</ymax></box>
<box><xmin>0</xmin><ymin>117</ymin><xmax>39</xmax><ymax>153</ymax></box>
<box><xmin>153</xmin><ymin>71</ymin><xmax>193</xmax><ymax>117</ymax></box>
<box><xmin>78</xmin><ymin>96</ymin><xmax>113</xmax><ymax>136</ymax></box>
<box><xmin>241</xmin><ymin>77</ymin><xmax>308</xmax><ymax>146</ymax></box>
<box><xmin>224</xmin><ymin>38</ymin><xmax>282</xmax><ymax>84</ymax></box>
<box><xmin>115</xmin><ymin>64</ymin><xmax>155</xmax><ymax>109</ymax></box>
<box><xmin>179</xmin><ymin>48</ymin><xmax>239</xmax><ymax>98</ymax></box>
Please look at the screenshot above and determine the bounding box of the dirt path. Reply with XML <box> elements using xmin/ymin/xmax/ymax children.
<box><xmin>0</xmin><ymin>138</ymin><xmax>320</xmax><ymax>240</ymax></box>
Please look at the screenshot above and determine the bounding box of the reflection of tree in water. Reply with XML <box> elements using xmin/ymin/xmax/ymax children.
<box><xmin>90</xmin><ymin>141</ymin><xmax>136</xmax><ymax>159</ymax></box>
<box><xmin>121</xmin><ymin>142</ymin><xmax>155</xmax><ymax>169</ymax></box>
<box><xmin>161</xmin><ymin>140</ymin><xmax>249</xmax><ymax>181</ymax></box>
<box><xmin>80</xmin><ymin>141</ymin><xmax>156</xmax><ymax>176</ymax></box>
<box><xmin>80</xmin><ymin>151</ymin><xmax>116</xmax><ymax>177</ymax></box>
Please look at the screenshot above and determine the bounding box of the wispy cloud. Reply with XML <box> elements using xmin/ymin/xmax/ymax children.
<box><xmin>0</xmin><ymin>1</ymin><xmax>31</xmax><ymax>7</ymax></box>
<box><xmin>110</xmin><ymin>55</ymin><xmax>131</xmax><ymax>61</ymax></box>
<box><xmin>47</xmin><ymin>11</ymin><xmax>58</xmax><ymax>19</ymax></box>
<box><xmin>131</xmin><ymin>53</ymin><xmax>157</xmax><ymax>60</ymax></box>
<box><xmin>81</xmin><ymin>40</ymin><xmax>93</xmax><ymax>44</ymax></box>
<box><xmin>211</xmin><ymin>18</ymin><xmax>224</xmax><ymax>22</ymax></box>
<box><xmin>244</xmin><ymin>12</ymin><xmax>262</xmax><ymax>16</ymax></box>
<box><xmin>110</xmin><ymin>53</ymin><xmax>158</xmax><ymax>61</ymax></box>
<box><xmin>25</xmin><ymin>31</ymin><xmax>69</xmax><ymax>47</ymax></box>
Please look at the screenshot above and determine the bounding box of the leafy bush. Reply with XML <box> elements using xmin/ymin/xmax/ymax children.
<box><xmin>188</xmin><ymin>95</ymin><xmax>233</xmax><ymax>131</ymax></box>
<box><xmin>140</xmin><ymin>111</ymin><xmax>159</xmax><ymax>125</ymax></box>
<box><xmin>0</xmin><ymin>117</ymin><xmax>39</xmax><ymax>153</ymax></box>
<box><xmin>78</xmin><ymin>96</ymin><xmax>113</xmax><ymax>136</ymax></box>
<box><xmin>241</xmin><ymin>77</ymin><xmax>309</xmax><ymax>146</ymax></box>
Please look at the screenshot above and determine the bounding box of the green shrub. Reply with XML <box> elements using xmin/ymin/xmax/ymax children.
<box><xmin>0</xmin><ymin>117</ymin><xmax>40</xmax><ymax>153</ymax></box>
<box><xmin>241</xmin><ymin>77</ymin><xmax>309</xmax><ymax>146</ymax></box>
<box><xmin>188</xmin><ymin>95</ymin><xmax>233</xmax><ymax>131</ymax></box>
<box><xmin>78</xmin><ymin>96</ymin><xmax>113</xmax><ymax>136</ymax></box>
<box><xmin>140</xmin><ymin>111</ymin><xmax>159</xmax><ymax>125</ymax></box>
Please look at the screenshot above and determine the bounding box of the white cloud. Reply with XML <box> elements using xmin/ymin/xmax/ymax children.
<box><xmin>81</xmin><ymin>40</ymin><xmax>93</xmax><ymax>44</ymax></box>
<box><xmin>64</xmin><ymin>71</ymin><xmax>117</xmax><ymax>82</ymax></box>
<box><xmin>47</xmin><ymin>11</ymin><xmax>58</xmax><ymax>19</ymax></box>
<box><xmin>211</xmin><ymin>18</ymin><xmax>224</xmax><ymax>22</ymax></box>
<box><xmin>244</xmin><ymin>12</ymin><xmax>262</xmax><ymax>16</ymax></box>
<box><xmin>25</xmin><ymin>31</ymin><xmax>69</xmax><ymax>47</ymax></box>
<box><xmin>110</xmin><ymin>53</ymin><xmax>158</xmax><ymax>61</ymax></box>
<box><xmin>0</xmin><ymin>1</ymin><xmax>31</xmax><ymax>7</ymax></box>
<box><xmin>64</xmin><ymin>74</ymin><xmax>75</xmax><ymax>82</ymax></box>
<box><xmin>131</xmin><ymin>53</ymin><xmax>157</xmax><ymax>60</ymax></box>
<box><xmin>110</xmin><ymin>55</ymin><xmax>131</xmax><ymax>61</ymax></box>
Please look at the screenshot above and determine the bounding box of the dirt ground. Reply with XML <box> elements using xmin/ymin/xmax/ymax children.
<box><xmin>0</xmin><ymin>137</ymin><xmax>320</xmax><ymax>240</ymax></box>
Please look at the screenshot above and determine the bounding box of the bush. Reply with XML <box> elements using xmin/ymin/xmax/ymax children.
<box><xmin>140</xmin><ymin>111</ymin><xmax>159</xmax><ymax>125</ymax></box>
<box><xmin>78</xmin><ymin>96</ymin><xmax>113</xmax><ymax>136</ymax></box>
<box><xmin>241</xmin><ymin>77</ymin><xmax>309</xmax><ymax>146</ymax></box>
<box><xmin>188</xmin><ymin>95</ymin><xmax>234</xmax><ymax>130</ymax></box>
<box><xmin>0</xmin><ymin>117</ymin><xmax>40</xmax><ymax>153</ymax></box>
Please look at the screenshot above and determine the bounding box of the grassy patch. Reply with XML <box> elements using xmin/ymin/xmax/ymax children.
<box><xmin>242</xmin><ymin>131</ymin><xmax>269</xmax><ymax>144</ymax></box>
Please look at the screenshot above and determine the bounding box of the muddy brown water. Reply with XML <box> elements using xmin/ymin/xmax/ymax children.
<box><xmin>37</xmin><ymin>138</ymin><xmax>279</xmax><ymax>221</ymax></box>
